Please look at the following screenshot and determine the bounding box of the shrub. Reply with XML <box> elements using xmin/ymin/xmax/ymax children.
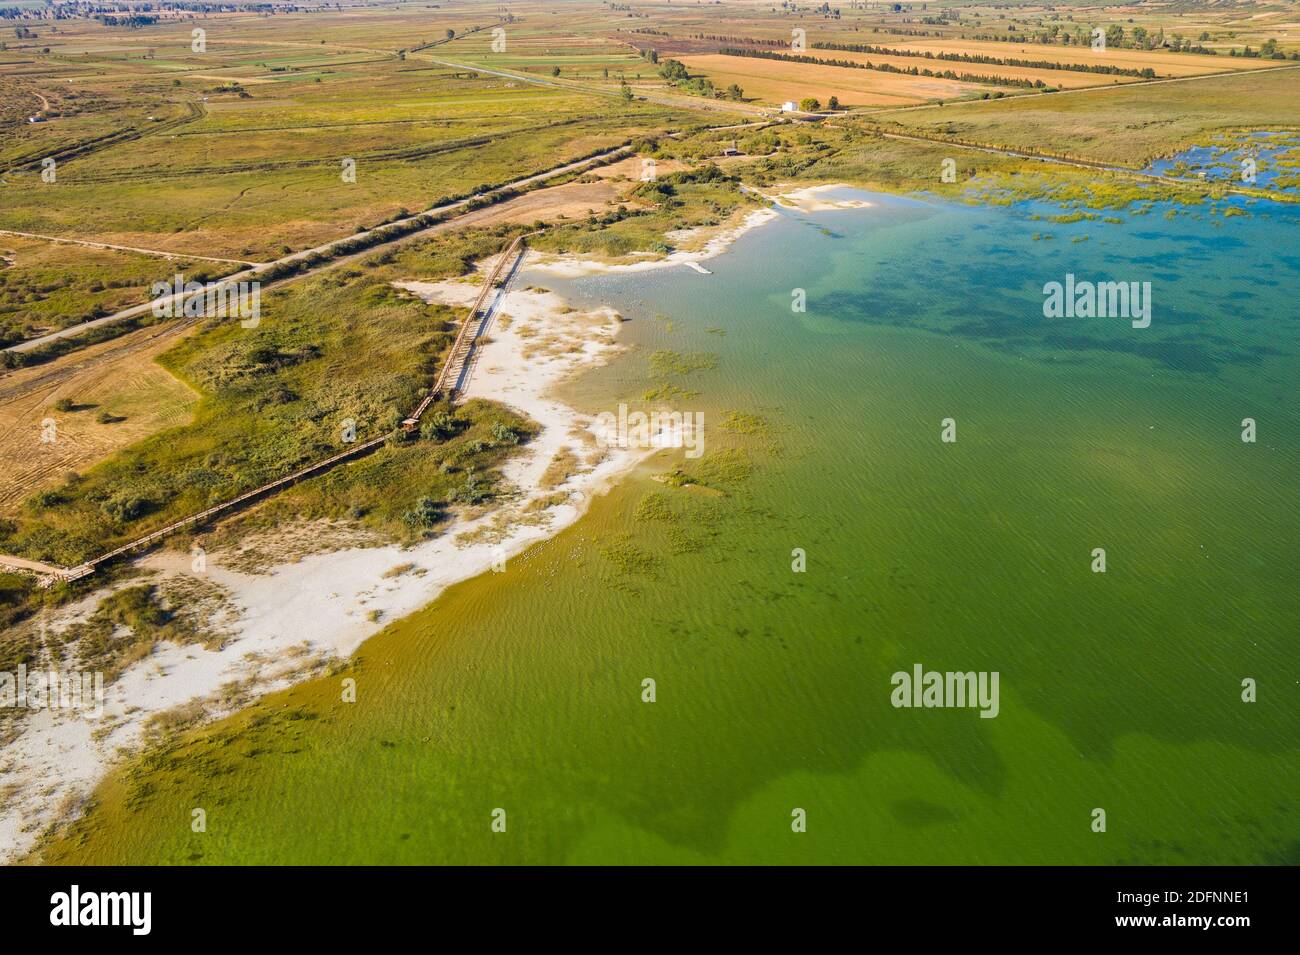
<box><xmin>448</xmin><ymin>469</ymin><xmax>493</xmax><ymax>505</ymax></box>
<box><xmin>101</xmin><ymin>493</ymin><xmax>149</xmax><ymax>523</ymax></box>
<box><xmin>32</xmin><ymin>489</ymin><xmax>64</xmax><ymax>508</ymax></box>
<box><xmin>420</xmin><ymin>410</ymin><xmax>464</xmax><ymax>441</ymax></box>
<box><xmin>401</xmin><ymin>496</ymin><xmax>443</xmax><ymax>529</ymax></box>
<box><xmin>489</xmin><ymin>422</ymin><xmax>519</xmax><ymax>446</ymax></box>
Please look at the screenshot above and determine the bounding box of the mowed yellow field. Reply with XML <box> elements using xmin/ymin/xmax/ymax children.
<box><xmin>0</xmin><ymin>330</ymin><xmax>198</xmax><ymax>514</ymax></box>
<box><xmin>802</xmin><ymin>48</ymin><xmax>1140</xmax><ymax>90</ymax></box>
<box><xmin>679</xmin><ymin>53</ymin><xmax>996</xmax><ymax>107</ymax></box>
<box><xmin>884</xmin><ymin>38</ymin><xmax>1275</xmax><ymax>77</ymax></box>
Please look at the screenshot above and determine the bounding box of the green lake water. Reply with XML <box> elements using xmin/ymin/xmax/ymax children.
<box><xmin>49</xmin><ymin>189</ymin><xmax>1298</xmax><ymax>865</ymax></box>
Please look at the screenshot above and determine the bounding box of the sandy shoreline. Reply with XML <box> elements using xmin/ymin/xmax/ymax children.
<box><xmin>0</xmin><ymin>188</ymin><xmax>824</xmax><ymax>862</ymax></box>
<box><xmin>763</xmin><ymin>183</ymin><xmax>876</xmax><ymax>212</ymax></box>
<box><xmin>527</xmin><ymin>207</ymin><xmax>780</xmax><ymax>278</ymax></box>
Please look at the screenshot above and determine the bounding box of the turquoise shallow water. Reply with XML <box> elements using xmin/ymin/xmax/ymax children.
<box><xmin>1144</xmin><ymin>132</ymin><xmax>1300</xmax><ymax>195</ymax></box>
<box><xmin>51</xmin><ymin>189</ymin><xmax>1299</xmax><ymax>864</ymax></box>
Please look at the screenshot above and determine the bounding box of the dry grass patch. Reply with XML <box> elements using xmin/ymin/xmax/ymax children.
<box><xmin>539</xmin><ymin>446</ymin><xmax>582</xmax><ymax>489</ymax></box>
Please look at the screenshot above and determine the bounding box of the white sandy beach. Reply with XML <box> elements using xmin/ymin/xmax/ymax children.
<box><xmin>0</xmin><ymin>193</ymin><xmax>816</xmax><ymax>861</ymax></box>
<box><xmin>527</xmin><ymin>207</ymin><xmax>779</xmax><ymax>278</ymax></box>
<box><xmin>764</xmin><ymin>183</ymin><xmax>875</xmax><ymax>212</ymax></box>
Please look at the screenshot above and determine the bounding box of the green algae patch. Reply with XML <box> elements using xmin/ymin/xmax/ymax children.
<box><xmin>633</xmin><ymin>491</ymin><xmax>677</xmax><ymax>524</ymax></box>
<box><xmin>648</xmin><ymin>349</ymin><xmax>718</xmax><ymax>378</ymax></box>
<box><xmin>656</xmin><ymin>446</ymin><xmax>754</xmax><ymax>494</ymax></box>
<box><xmin>642</xmin><ymin>383</ymin><xmax>698</xmax><ymax>402</ymax></box>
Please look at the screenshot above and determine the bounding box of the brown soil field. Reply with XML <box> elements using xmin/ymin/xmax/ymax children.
<box><xmin>422</xmin><ymin>159</ymin><xmax>662</xmax><ymax>229</ymax></box>
<box><xmin>587</xmin><ymin>155</ymin><xmax>689</xmax><ymax>180</ymax></box>
<box><xmin>680</xmin><ymin>53</ymin><xmax>995</xmax><ymax>107</ymax></box>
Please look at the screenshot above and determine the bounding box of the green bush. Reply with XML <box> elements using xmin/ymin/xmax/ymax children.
<box><xmin>101</xmin><ymin>493</ymin><xmax>150</xmax><ymax>523</ymax></box>
<box><xmin>401</xmin><ymin>496</ymin><xmax>443</xmax><ymax>529</ymax></box>
<box><xmin>489</xmin><ymin>422</ymin><xmax>520</xmax><ymax>446</ymax></box>
<box><xmin>420</xmin><ymin>410</ymin><xmax>464</xmax><ymax>441</ymax></box>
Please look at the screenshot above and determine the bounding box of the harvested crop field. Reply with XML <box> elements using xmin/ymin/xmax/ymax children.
<box><xmin>679</xmin><ymin>53</ymin><xmax>995</xmax><ymax>107</ymax></box>
<box><xmin>799</xmin><ymin>48</ymin><xmax>1142</xmax><ymax>91</ymax></box>
<box><xmin>0</xmin><ymin>327</ymin><xmax>198</xmax><ymax>513</ymax></box>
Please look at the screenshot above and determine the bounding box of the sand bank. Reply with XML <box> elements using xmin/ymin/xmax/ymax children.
<box><xmin>527</xmin><ymin>207</ymin><xmax>779</xmax><ymax>278</ymax></box>
<box><xmin>764</xmin><ymin>183</ymin><xmax>875</xmax><ymax>212</ymax></box>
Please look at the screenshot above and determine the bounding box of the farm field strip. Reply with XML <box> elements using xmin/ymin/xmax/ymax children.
<box><xmin>679</xmin><ymin>52</ymin><xmax>998</xmax><ymax>106</ymax></box>
<box><xmin>855</xmin><ymin>62</ymin><xmax>1300</xmax><ymax>117</ymax></box>
<box><xmin>885</xmin><ymin>37</ymin><xmax>1282</xmax><ymax>77</ymax></box>
<box><xmin>0</xmin><ymin>230</ymin><xmax>262</xmax><ymax>266</ymax></box>
<box><xmin>775</xmin><ymin>47</ymin><xmax>1148</xmax><ymax>90</ymax></box>
<box><xmin>415</xmin><ymin>50</ymin><xmax>764</xmax><ymax>114</ymax></box>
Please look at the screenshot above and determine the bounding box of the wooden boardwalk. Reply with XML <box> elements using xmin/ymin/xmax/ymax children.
<box><xmin>1</xmin><ymin>235</ymin><xmax>533</xmax><ymax>587</ymax></box>
<box><xmin>405</xmin><ymin>231</ymin><xmax>531</xmax><ymax>425</ymax></box>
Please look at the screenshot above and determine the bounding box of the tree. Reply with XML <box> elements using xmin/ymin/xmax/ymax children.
<box><xmin>445</xmin><ymin>28</ymin><xmax>454</xmax><ymax>40</ymax></box>
<box><xmin>726</xmin><ymin>83</ymin><xmax>743</xmax><ymax>100</ymax></box>
<box><xmin>620</xmin><ymin>84</ymin><xmax>634</xmax><ymax>104</ymax></box>
<box><xmin>798</xmin><ymin>97</ymin><xmax>821</xmax><ymax>112</ymax></box>
<box><xmin>551</xmin><ymin>66</ymin><xmax>561</xmax><ymax>77</ymax></box>
<box><xmin>658</xmin><ymin>59</ymin><xmax>689</xmax><ymax>82</ymax></box>
<box><xmin>827</xmin><ymin>95</ymin><xmax>840</xmax><ymax>110</ymax></box>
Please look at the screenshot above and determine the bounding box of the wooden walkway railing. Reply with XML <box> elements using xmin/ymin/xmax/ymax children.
<box><xmin>4</xmin><ymin>234</ymin><xmax>535</xmax><ymax>587</ymax></box>
<box><xmin>405</xmin><ymin>231</ymin><xmax>532</xmax><ymax>425</ymax></box>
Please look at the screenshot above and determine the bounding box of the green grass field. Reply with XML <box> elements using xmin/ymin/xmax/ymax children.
<box><xmin>1</xmin><ymin>20</ymin><xmax>694</xmax><ymax>257</ymax></box>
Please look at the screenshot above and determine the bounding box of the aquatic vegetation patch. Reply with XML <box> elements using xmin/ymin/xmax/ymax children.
<box><xmin>648</xmin><ymin>349</ymin><xmax>719</xmax><ymax>378</ymax></box>
<box><xmin>1146</xmin><ymin>129</ymin><xmax>1300</xmax><ymax>195</ymax></box>
<box><xmin>599</xmin><ymin>535</ymin><xmax>662</xmax><ymax>591</ymax></box>
<box><xmin>642</xmin><ymin>383</ymin><xmax>699</xmax><ymax>402</ymax></box>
